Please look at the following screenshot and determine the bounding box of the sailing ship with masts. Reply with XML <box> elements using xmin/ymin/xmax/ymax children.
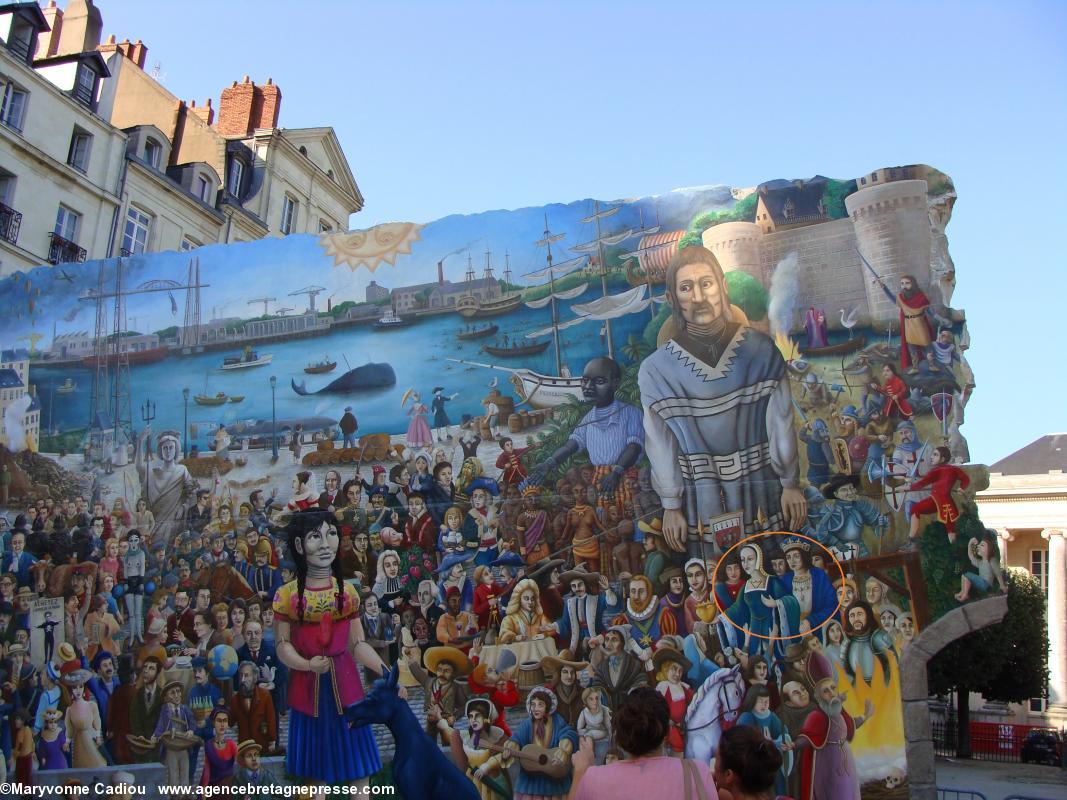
<box><xmin>452</xmin><ymin>202</ymin><xmax>663</xmax><ymax>408</ymax></box>
<box><xmin>456</xmin><ymin>251</ymin><xmax>523</xmax><ymax>319</ymax></box>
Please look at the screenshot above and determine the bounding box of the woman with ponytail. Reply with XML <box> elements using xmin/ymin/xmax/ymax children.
<box><xmin>713</xmin><ymin>724</ymin><xmax>789</xmax><ymax>800</ymax></box>
<box><xmin>273</xmin><ymin>510</ymin><xmax>401</xmax><ymax>786</ymax></box>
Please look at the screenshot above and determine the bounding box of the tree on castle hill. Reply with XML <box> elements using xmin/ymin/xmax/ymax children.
<box><xmin>725</xmin><ymin>271</ymin><xmax>769</xmax><ymax>322</ymax></box>
<box><xmin>925</xmin><ymin>515</ymin><xmax>1049</xmax><ymax>759</ymax></box>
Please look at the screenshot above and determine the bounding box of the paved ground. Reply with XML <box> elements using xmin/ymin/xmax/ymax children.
<box><xmin>937</xmin><ymin>757</ymin><xmax>1067</xmax><ymax>800</ymax></box>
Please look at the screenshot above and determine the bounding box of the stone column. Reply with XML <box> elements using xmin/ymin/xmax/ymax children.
<box><xmin>996</xmin><ymin>529</ymin><xmax>1013</xmax><ymax>565</ymax></box>
<box><xmin>1042</xmin><ymin>528</ymin><xmax>1066</xmax><ymax>710</ymax></box>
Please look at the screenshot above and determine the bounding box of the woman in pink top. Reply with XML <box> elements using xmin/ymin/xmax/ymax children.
<box><xmin>570</xmin><ymin>687</ymin><xmax>717</xmax><ymax>800</ymax></box>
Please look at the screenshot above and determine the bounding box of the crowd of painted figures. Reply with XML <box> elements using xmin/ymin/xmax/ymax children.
<box><xmin>0</xmin><ymin>248</ymin><xmax>1002</xmax><ymax>799</ymax></box>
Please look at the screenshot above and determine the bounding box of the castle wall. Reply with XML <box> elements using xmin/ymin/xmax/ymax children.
<box><xmin>702</xmin><ymin>221</ymin><xmax>763</xmax><ymax>279</ymax></box>
<box><xmin>846</xmin><ymin>179</ymin><xmax>932</xmax><ymax>324</ymax></box>
<box><xmin>759</xmin><ymin>216</ymin><xmax>868</xmax><ymax>332</ymax></box>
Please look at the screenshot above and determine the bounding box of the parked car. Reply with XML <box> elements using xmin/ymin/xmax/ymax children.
<box><xmin>1020</xmin><ymin>729</ymin><xmax>1063</xmax><ymax>766</ymax></box>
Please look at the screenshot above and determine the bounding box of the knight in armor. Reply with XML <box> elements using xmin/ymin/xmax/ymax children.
<box><xmin>804</xmin><ymin>476</ymin><xmax>887</xmax><ymax>559</ymax></box>
<box><xmin>842</xmin><ymin>600</ymin><xmax>897</xmax><ymax>686</ymax></box>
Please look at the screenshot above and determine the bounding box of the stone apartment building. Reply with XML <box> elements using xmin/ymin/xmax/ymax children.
<box><xmin>0</xmin><ymin>0</ymin><xmax>362</xmax><ymax>275</ymax></box>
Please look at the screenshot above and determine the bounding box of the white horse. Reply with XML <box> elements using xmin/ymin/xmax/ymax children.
<box><xmin>683</xmin><ymin>664</ymin><xmax>746</xmax><ymax>764</ymax></box>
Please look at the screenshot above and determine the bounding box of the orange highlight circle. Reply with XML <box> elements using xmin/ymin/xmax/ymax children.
<box><xmin>711</xmin><ymin>531</ymin><xmax>847</xmax><ymax>642</ymax></box>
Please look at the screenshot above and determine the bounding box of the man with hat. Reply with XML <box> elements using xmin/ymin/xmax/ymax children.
<box><xmin>13</xmin><ymin>585</ymin><xmax>32</xmax><ymax>630</ymax></box>
<box><xmin>652</xmin><ymin>643</ymin><xmax>694</xmax><ymax>755</ymax></box>
<box><xmin>657</xmin><ymin>566</ymin><xmax>688</xmax><ymax>636</ymax></box>
<box><xmin>407</xmin><ymin>644</ymin><xmax>472</xmax><ymax>745</ymax></box>
<box><xmin>776</xmin><ymin>641</ymin><xmax>815</xmax><ymax>695</ymax></box>
<box><xmin>792</xmin><ymin>649</ymin><xmax>874</xmax><ymax>800</ymax></box>
<box><xmin>506</xmin><ymin>685</ymin><xmax>578</xmax><ymax>799</ymax></box>
<box><xmin>527</xmin><ymin>557</ymin><xmax>566</xmax><ymax>623</ymax></box>
<box><xmin>431</xmin><ymin>386</ymin><xmax>458</xmax><ymax>442</ymax></box>
<box><xmin>151</xmin><ymin>679</ymin><xmax>197</xmax><ymax>787</ymax></box>
<box><xmin>810</xmin><ymin>475</ymin><xmax>888</xmax><ymax>559</ymax></box>
<box><xmin>540</xmin><ymin>649</ymin><xmax>588</xmax><ymax>726</ymax></box>
<box><xmin>339</xmin><ymin>405</ymin><xmax>359</xmax><ymax>449</ymax></box>
<box><xmin>554</xmin><ymin>564</ymin><xmax>617</xmax><ymax>659</ymax></box>
<box><xmin>588</xmin><ymin>625</ymin><xmax>653</xmax><ymax>712</ymax></box>
<box><xmin>6</xmin><ymin>642</ymin><xmax>38</xmax><ymax>716</ymax></box>
<box><xmin>637</xmin><ymin>518</ymin><xmax>669</xmax><ymax>590</ymax></box>
<box><xmin>526</xmin><ymin>357</ymin><xmax>644</xmax><ymax>517</ymax></box>
<box><xmin>233</xmin><ymin>739</ymin><xmax>281</xmax><ymax>794</ymax></box>
<box><xmin>242</xmin><ymin>538</ymin><xmax>281</xmax><ymax>603</ymax></box>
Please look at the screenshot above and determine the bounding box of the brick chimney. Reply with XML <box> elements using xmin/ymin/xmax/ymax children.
<box><xmin>216</xmin><ymin>76</ymin><xmax>282</xmax><ymax>137</ymax></box>
<box><xmin>36</xmin><ymin>0</ymin><xmax>63</xmax><ymax>59</ymax></box>
<box><xmin>189</xmin><ymin>98</ymin><xmax>214</xmax><ymax>126</ymax></box>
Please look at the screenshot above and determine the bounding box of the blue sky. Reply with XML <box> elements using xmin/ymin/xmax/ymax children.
<box><xmin>93</xmin><ymin>0</ymin><xmax>1066</xmax><ymax>464</ymax></box>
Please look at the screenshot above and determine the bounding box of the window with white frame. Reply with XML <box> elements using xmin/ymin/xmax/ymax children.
<box><xmin>195</xmin><ymin>175</ymin><xmax>212</xmax><ymax>203</ymax></box>
<box><xmin>121</xmin><ymin>206</ymin><xmax>151</xmax><ymax>254</ymax></box>
<box><xmin>68</xmin><ymin>129</ymin><xmax>92</xmax><ymax>172</ymax></box>
<box><xmin>1030</xmin><ymin>549</ymin><xmax>1048</xmax><ymax>593</ymax></box>
<box><xmin>144</xmin><ymin>138</ymin><xmax>162</xmax><ymax>169</ymax></box>
<box><xmin>55</xmin><ymin>205</ymin><xmax>80</xmax><ymax>241</ymax></box>
<box><xmin>73</xmin><ymin>64</ymin><xmax>97</xmax><ymax>106</ymax></box>
<box><xmin>1029</xmin><ymin>696</ymin><xmax>1048</xmax><ymax>713</ymax></box>
<box><xmin>0</xmin><ymin>83</ymin><xmax>28</xmax><ymax>131</ymax></box>
<box><xmin>280</xmin><ymin>195</ymin><xmax>297</xmax><ymax>234</ymax></box>
<box><xmin>227</xmin><ymin>159</ymin><xmax>244</xmax><ymax>196</ymax></box>
<box><xmin>180</xmin><ymin>236</ymin><xmax>201</xmax><ymax>252</ymax></box>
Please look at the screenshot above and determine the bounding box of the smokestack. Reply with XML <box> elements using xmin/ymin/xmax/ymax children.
<box><xmin>437</xmin><ymin>260</ymin><xmax>444</xmax><ymax>286</ymax></box>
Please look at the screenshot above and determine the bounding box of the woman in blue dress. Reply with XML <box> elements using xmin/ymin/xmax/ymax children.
<box><xmin>717</xmin><ymin>543</ymin><xmax>799</xmax><ymax>663</ymax></box>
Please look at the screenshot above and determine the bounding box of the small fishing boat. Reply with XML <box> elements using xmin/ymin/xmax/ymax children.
<box><xmin>194</xmin><ymin>392</ymin><xmax>228</xmax><ymax>406</ymax></box>
<box><xmin>304</xmin><ymin>358</ymin><xmax>337</xmax><ymax>374</ymax></box>
<box><xmin>799</xmin><ymin>334</ymin><xmax>867</xmax><ymax>358</ymax></box>
<box><xmin>56</xmin><ymin>378</ymin><xmax>76</xmax><ymax>394</ymax></box>
<box><xmin>228</xmin><ymin>395</ymin><xmax>245</xmax><ymax>403</ymax></box>
<box><xmin>482</xmin><ymin>340</ymin><xmax>551</xmax><ymax>358</ymax></box>
<box><xmin>457</xmin><ymin>324</ymin><xmax>499</xmax><ymax>341</ymax></box>
<box><xmin>221</xmin><ymin>346</ymin><xmax>273</xmax><ymax>370</ymax></box>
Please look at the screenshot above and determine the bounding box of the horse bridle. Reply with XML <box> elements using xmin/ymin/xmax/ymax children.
<box><xmin>680</xmin><ymin>675</ymin><xmax>741</xmax><ymax>735</ymax></box>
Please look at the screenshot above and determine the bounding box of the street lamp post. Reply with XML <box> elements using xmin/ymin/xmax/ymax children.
<box><xmin>270</xmin><ymin>375</ymin><xmax>278</xmax><ymax>463</ymax></box>
<box><xmin>182</xmin><ymin>387</ymin><xmax>190</xmax><ymax>459</ymax></box>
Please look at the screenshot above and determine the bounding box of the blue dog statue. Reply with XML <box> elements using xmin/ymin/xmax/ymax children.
<box><xmin>345</xmin><ymin>666</ymin><xmax>479</xmax><ymax>800</ymax></box>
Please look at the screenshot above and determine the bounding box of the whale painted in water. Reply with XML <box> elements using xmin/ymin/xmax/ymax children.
<box><xmin>291</xmin><ymin>362</ymin><xmax>396</xmax><ymax>395</ymax></box>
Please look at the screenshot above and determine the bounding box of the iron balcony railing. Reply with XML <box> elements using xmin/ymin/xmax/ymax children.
<box><xmin>0</xmin><ymin>202</ymin><xmax>21</xmax><ymax>245</ymax></box>
<box><xmin>47</xmin><ymin>232</ymin><xmax>86</xmax><ymax>265</ymax></box>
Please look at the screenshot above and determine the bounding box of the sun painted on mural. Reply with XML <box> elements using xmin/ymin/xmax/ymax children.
<box><xmin>0</xmin><ymin>165</ymin><xmax>1003</xmax><ymax>799</ymax></box>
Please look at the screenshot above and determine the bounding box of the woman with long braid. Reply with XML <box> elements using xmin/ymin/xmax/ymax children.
<box><xmin>273</xmin><ymin>510</ymin><xmax>402</xmax><ymax>786</ymax></box>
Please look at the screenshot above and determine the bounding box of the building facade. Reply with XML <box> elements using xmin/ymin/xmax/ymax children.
<box><xmin>975</xmin><ymin>434</ymin><xmax>1067</xmax><ymax>727</ymax></box>
<box><xmin>0</xmin><ymin>346</ymin><xmax>38</xmax><ymax>449</ymax></box>
<box><xmin>0</xmin><ymin>0</ymin><xmax>363</xmax><ymax>276</ymax></box>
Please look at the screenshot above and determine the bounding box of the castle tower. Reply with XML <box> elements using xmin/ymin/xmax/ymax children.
<box><xmin>845</xmin><ymin>180</ymin><xmax>931</xmax><ymax>326</ymax></box>
<box><xmin>702</xmin><ymin>221</ymin><xmax>764</xmax><ymax>283</ymax></box>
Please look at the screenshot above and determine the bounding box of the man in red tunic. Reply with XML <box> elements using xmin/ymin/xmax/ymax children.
<box><xmin>402</xmin><ymin>493</ymin><xmax>437</xmax><ymax>555</ymax></box>
<box><xmin>868</xmin><ymin>363</ymin><xmax>913</xmax><ymax>420</ymax></box>
<box><xmin>494</xmin><ymin>438</ymin><xmax>531</xmax><ymax>486</ymax></box>
<box><xmin>793</xmin><ymin>650</ymin><xmax>873</xmax><ymax>800</ymax></box>
<box><xmin>906</xmin><ymin>446</ymin><xmax>970</xmax><ymax>543</ymax></box>
<box><xmin>875</xmin><ymin>273</ymin><xmax>937</xmax><ymax>373</ymax></box>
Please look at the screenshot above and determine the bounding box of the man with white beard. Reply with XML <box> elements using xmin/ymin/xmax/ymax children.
<box><xmin>792</xmin><ymin>650</ymin><xmax>874</xmax><ymax>800</ymax></box>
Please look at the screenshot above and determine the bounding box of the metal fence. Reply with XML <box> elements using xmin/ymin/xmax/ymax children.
<box><xmin>932</xmin><ymin>719</ymin><xmax>1065</xmax><ymax>764</ymax></box>
<box><xmin>937</xmin><ymin>790</ymin><xmax>987</xmax><ymax>800</ymax></box>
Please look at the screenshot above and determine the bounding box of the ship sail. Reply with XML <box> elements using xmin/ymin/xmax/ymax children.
<box><xmin>522</xmin><ymin>255</ymin><xmax>587</xmax><ymax>282</ymax></box>
<box><xmin>571</xmin><ymin>285</ymin><xmax>650</xmax><ymax>320</ymax></box>
<box><xmin>524</xmin><ymin>282</ymin><xmax>588</xmax><ymax>309</ymax></box>
<box><xmin>571</xmin><ymin>229</ymin><xmax>633</xmax><ymax>251</ymax></box>
<box><xmin>525</xmin><ymin>316</ymin><xmax>588</xmax><ymax>339</ymax></box>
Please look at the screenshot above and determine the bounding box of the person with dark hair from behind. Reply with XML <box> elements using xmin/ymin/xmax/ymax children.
<box><xmin>570</xmin><ymin>686</ymin><xmax>716</xmax><ymax>799</ymax></box>
<box><xmin>713</xmin><ymin>725</ymin><xmax>789</xmax><ymax>800</ymax></box>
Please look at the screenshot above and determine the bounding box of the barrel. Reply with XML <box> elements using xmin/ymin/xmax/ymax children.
<box><xmin>508</xmin><ymin>413</ymin><xmax>523</xmax><ymax>433</ymax></box>
<box><xmin>517</xmin><ymin>661</ymin><xmax>544</xmax><ymax>693</ymax></box>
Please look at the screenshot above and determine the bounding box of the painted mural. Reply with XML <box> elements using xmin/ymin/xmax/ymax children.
<box><xmin>0</xmin><ymin>164</ymin><xmax>999</xmax><ymax>798</ymax></box>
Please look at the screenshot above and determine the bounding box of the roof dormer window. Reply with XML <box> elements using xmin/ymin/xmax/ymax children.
<box><xmin>144</xmin><ymin>137</ymin><xmax>163</xmax><ymax>169</ymax></box>
<box><xmin>783</xmin><ymin>198</ymin><xmax>795</xmax><ymax>220</ymax></box>
<box><xmin>73</xmin><ymin>63</ymin><xmax>98</xmax><ymax>108</ymax></box>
